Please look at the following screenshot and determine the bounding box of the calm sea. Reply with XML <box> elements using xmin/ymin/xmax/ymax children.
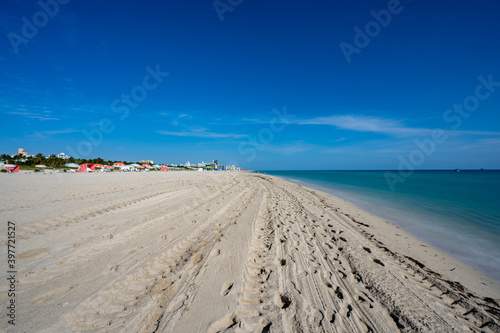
<box><xmin>262</xmin><ymin>170</ymin><xmax>500</xmax><ymax>282</ymax></box>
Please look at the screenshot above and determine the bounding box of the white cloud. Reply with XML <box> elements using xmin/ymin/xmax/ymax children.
<box><xmin>157</xmin><ymin>128</ymin><xmax>247</xmax><ymax>139</ymax></box>
<box><xmin>293</xmin><ymin>114</ymin><xmax>500</xmax><ymax>137</ymax></box>
<box><xmin>6</xmin><ymin>111</ymin><xmax>60</xmax><ymax>121</ymax></box>
<box><xmin>296</xmin><ymin>115</ymin><xmax>425</xmax><ymax>136</ymax></box>
<box><xmin>265</xmin><ymin>141</ymin><xmax>315</xmax><ymax>155</ymax></box>
<box><xmin>26</xmin><ymin>128</ymin><xmax>81</xmax><ymax>139</ymax></box>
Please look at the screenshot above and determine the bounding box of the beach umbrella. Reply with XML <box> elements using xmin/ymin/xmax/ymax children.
<box><xmin>113</xmin><ymin>162</ymin><xmax>125</xmax><ymax>167</ymax></box>
<box><xmin>142</xmin><ymin>164</ymin><xmax>151</xmax><ymax>168</ymax></box>
<box><xmin>94</xmin><ymin>164</ymin><xmax>104</xmax><ymax>168</ymax></box>
<box><xmin>105</xmin><ymin>165</ymin><xmax>113</xmax><ymax>169</ymax></box>
<box><xmin>160</xmin><ymin>165</ymin><xmax>169</xmax><ymax>172</ymax></box>
<box><xmin>35</xmin><ymin>164</ymin><xmax>47</xmax><ymax>168</ymax></box>
<box><xmin>152</xmin><ymin>164</ymin><xmax>161</xmax><ymax>169</ymax></box>
<box><xmin>129</xmin><ymin>163</ymin><xmax>140</xmax><ymax>167</ymax></box>
<box><xmin>77</xmin><ymin>163</ymin><xmax>95</xmax><ymax>173</ymax></box>
<box><xmin>65</xmin><ymin>163</ymin><xmax>80</xmax><ymax>168</ymax></box>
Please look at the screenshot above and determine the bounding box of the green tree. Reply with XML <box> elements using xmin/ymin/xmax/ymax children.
<box><xmin>47</xmin><ymin>154</ymin><xmax>58</xmax><ymax>167</ymax></box>
<box><xmin>26</xmin><ymin>156</ymin><xmax>35</xmax><ymax>166</ymax></box>
<box><xmin>93</xmin><ymin>157</ymin><xmax>105</xmax><ymax>165</ymax></box>
<box><xmin>35</xmin><ymin>153</ymin><xmax>45</xmax><ymax>165</ymax></box>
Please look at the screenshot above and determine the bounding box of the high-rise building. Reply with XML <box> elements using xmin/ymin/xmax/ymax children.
<box><xmin>57</xmin><ymin>152</ymin><xmax>70</xmax><ymax>159</ymax></box>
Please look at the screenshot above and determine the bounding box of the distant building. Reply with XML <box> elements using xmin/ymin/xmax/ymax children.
<box><xmin>57</xmin><ymin>152</ymin><xmax>70</xmax><ymax>160</ymax></box>
<box><xmin>140</xmin><ymin>160</ymin><xmax>153</xmax><ymax>164</ymax></box>
<box><xmin>185</xmin><ymin>161</ymin><xmax>191</xmax><ymax>167</ymax></box>
<box><xmin>13</xmin><ymin>148</ymin><xmax>35</xmax><ymax>159</ymax></box>
<box><xmin>198</xmin><ymin>161</ymin><xmax>205</xmax><ymax>168</ymax></box>
<box><xmin>14</xmin><ymin>148</ymin><xmax>35</xmax><ymax>158</ymax></box>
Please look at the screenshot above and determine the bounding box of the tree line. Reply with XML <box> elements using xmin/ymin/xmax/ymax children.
<box><xmin>0</xmin><ymin>153</ymin><xmax>131</xmax><ymax>167</ymax></box>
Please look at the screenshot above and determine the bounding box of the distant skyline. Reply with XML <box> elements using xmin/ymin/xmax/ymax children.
<box><xmin>1</xmin><ymin>1</ymin><xmax>499</xmax><ymax>170</ymax></box>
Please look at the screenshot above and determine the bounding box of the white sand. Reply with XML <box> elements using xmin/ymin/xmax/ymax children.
<box><xmin>0</xmin><ymin>171</ymin><xmax>499</xmax><ymax>332</ymax></box>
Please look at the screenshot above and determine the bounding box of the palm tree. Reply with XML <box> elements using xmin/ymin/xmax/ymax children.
<box><xmin>46</xmin><ymin>154</ymin><xmax>57</xmax><ymax>167</ymax></box>
<box><xmin>35</xmin><ymin>153</ymin><xmax>45</xmax><ymax>165</ymax></box>
<box><xmin>13</xmin><ymin>154</ymin><xmax>23</xmax><ymax>163</ymax></box>
<box><xmin>26</xmin><ymin>156</ymin><xmax>35</xmax><ymax>166</ymax></box>
<box><xmin>94</xmin><ymin>157</ymin><xmax>105</xmax><ymax>165</ymax></box>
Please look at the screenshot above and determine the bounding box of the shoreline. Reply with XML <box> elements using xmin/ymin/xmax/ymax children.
<box><xmin>266</xmin><ymin>171</ymin><xmax>500</xmax><ymax>285</ymax></box>
<box><xmin>1</xmin><ymin>171</ymin><xmax>498</xmax><ymax>331</ymax></box>
<box><xmin>266</xmin><ymin>174</ymin><xmax>500</xmax><ymax>298</ymax></box>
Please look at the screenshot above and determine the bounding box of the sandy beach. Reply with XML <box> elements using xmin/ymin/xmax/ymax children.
<box><xmin>1</xmin><ymin>171</ymin><xmax>499</xmax><ymax>332</ymax></box>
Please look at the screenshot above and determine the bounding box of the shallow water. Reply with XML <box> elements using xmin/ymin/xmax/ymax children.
<box><xmin>263</xmin><ymin>170</ymin><xmax>500</xmax><ymax>281</ymax></box>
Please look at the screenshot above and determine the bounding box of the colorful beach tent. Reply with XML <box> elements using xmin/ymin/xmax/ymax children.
<box><xmin>113</xmin><ymin>162</ymin><xmax>125</xmax><ymax>167</ymax></box>
<box><xmin>77</xmin><ymin>163</ymin><xmax>95</xmax><ymax>173</ymax></box>
<box><xmin>160</xmin><ymin>165</ymin><xmax>169</xmax><ymax>172</ymax></box>
<box><xmin>4</xmin><ymin>164</ymin><xmax>19</xmax><ymax>173</ymax></box>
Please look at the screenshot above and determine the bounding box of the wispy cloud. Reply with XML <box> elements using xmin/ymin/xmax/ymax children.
<box><xmin>265</xmin><ymin>141</ymin><xmax>316</xmax><ymax>155</ymax></box>
<box><xmin>453</xmin><ymin>138</ymin><xmax>500</xmax><ymax>152</ymax></box>
<box><xmin>157</xmin><ymin>112</ymin><xmax>192</xmax><ymax>126</ymax></box>
<box><xmin>295</xmin><ymin>115</ymin><xmax>426</xmax><ymax>136</ymax></box>
<box><xmin>157</xmin><ymin>127</ymin><xmax>247</xmax><ymax>139</ymax></box>
<box><xmin>27</xmin><ymin>128</ymin><xmax>81</xmax><ymax>139</ymax></box>
<box><xmin>6</xmin><ymin>110</ymin><xmax>60</xmax><ymax>121</ymax></box>
<box><xmin>293</xmin><ymin>114</ymin><xmax>500</xmax><ymax>137</ymax></box>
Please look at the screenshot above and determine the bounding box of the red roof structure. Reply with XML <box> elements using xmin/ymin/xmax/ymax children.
<box><xmin>4</xmin><ymin>164</ymin><xmax>19</xmax><ymax>173</ymax></box>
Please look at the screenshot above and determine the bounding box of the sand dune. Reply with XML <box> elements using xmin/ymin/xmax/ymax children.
<box><xmin>0</xmin><ymin>171</ymin><xmax>499</xmax><ymax>332</ymax></box>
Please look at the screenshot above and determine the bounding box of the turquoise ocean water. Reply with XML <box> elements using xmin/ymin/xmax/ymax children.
<box><xmin>262</xmin><ymin>170</ymin><xmax>500</xmax><ymax>282</ymax></box>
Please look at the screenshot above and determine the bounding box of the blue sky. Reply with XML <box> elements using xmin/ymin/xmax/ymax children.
<box><xmin>1</xmin><ymin>0</ymin><xmax>499</xmax><ymax>169</ymax></box>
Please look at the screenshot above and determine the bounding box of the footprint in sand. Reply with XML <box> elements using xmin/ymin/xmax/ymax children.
<box><xmin>220</xmin><ymin>282</ymin><xmax>234</xmax><ymax>296</ymax></box>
